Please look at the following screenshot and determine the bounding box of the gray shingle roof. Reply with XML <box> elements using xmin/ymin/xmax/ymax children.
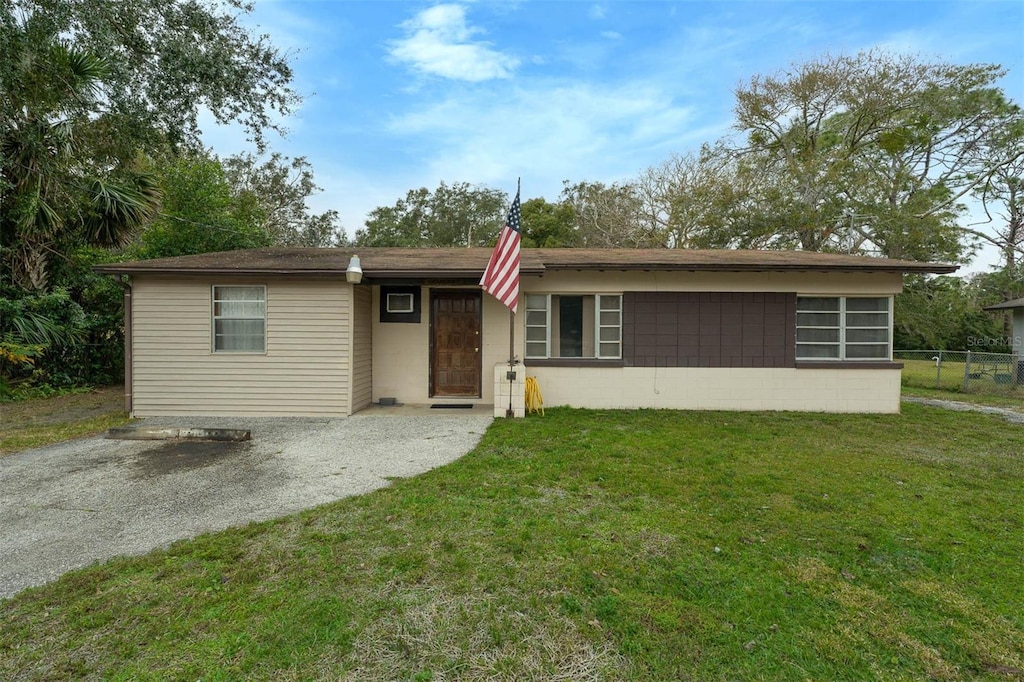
<box><xmin>94</xmin><ymin>247</ymin><xmax>958</xmax><ymax>277</ymax></box>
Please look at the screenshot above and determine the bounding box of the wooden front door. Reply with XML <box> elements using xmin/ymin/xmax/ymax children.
<box><xmin>431</xmin><ymin>291</ymin><xmax>482</xmax><ymax>397</ymax></box>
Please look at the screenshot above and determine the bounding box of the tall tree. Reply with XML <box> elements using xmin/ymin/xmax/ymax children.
<box><xmin>731</xmin><ymin>51</ymin><xmax>1020</xmax><ymax>261</ymax></box>
<box><xmin>519</xmin><ymin>197</ymin><xmax>579</xmax><ymax>247</ymax></box>
<box><xmin>137</xmin><ymin>154</ymin><xmax>272</xmax><ymax>259</ymax></box>
<box><xmin>559</xmin><ymin>180</ymin><xmax>662</xmax><ymax>248</ymax></box>
<box><xmin>355</xmin><ymin>182</ymin><xmax>507</xmax><ymax>247</ymax></box>
<box><xmin>895</xmin><ymin>273</ymin><xmax>1014</xmax><ymax>351</ymax></box>
<box><xmin>0</xmin><ymin>17</ymin><xmax>159</xmax><ymax>291</ymax></box>
<box><xmin>634</xmin><ymin>144</ymin><xmax>758</xmax><ymax>249</ymax></box>
<box><xmin>222</xmin><ymin>153</ymin><xmax>344</xmax><ymax>247</ymax></box>
<box><xmin>4</xmin><ymin>0</ymin><xmax>299</xmax><ymax>155</ymax></box>
<box><xmin>971</xmin><ymin>116</ymin><xmax>1024</xmax><ymax>274</ymax></box>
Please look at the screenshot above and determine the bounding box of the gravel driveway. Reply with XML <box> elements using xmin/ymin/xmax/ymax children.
<box><xmin>0</xmin><ymin>413</ymin><xmax>491</xmax><ymax>599</ymax></box>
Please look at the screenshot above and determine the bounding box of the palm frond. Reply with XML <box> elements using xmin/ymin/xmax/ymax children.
<box><xmin>82</xmin><ymin>172</ymin><xmax>161</xmax><ymax>246</ymax></box>
<box><xmin>1</xmin><ymin>305</ymin><xmax>84</xmax><ymax>347</ymax></box>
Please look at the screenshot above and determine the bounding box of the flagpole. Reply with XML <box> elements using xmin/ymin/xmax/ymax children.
<box><xmin>507</xmin><ymin>307</ymin><xmax>515</xmax><ymax>418</ymax></box>
<box><xmin>506</xmin><ymin>177</ymin><xmax>521</xmax><ymax>419</ymax></box>
<box><xmin>480</xmin><ymin>177</ymin><xmax>522</xmax><ymax>418</ymax></box>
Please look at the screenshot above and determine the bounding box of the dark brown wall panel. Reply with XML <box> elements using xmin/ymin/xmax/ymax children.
<box><xmin>623</xmin><ymin>292</ymin><xmax>796</xmax><ymax>368</ymax></box>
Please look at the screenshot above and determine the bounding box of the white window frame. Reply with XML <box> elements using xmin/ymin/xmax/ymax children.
<box><xmin>386</xmin><ymin>292</ymin><xmax>415</xmax><ymax>314</ymax></box>
<box><xmin>796</xmin><ymin>295</ymin><xmax>892</xmax><ymax>361</ymax></box>
<box><xmin>524</xmin><ymin>293</ymin><xmax>622</xmax><ymax>360</ymax></box>
<box><xmin>212</xmin><ymin>285</ymin><xmax>267</xmax><ymax>353</ymax></box>
<box><xmin>525</xmin><ymin>294</ymin><xmax>551</xmax><ymax>359</ymax></box>
<box><xmin>596</xmin><ymin>294</ymin><xmax>622</xmax><ymax>359</ymax></box>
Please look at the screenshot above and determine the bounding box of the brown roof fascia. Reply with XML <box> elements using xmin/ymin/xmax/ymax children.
<box><xmin>538</xmin><ymin>262</ymin><xmax>956</xmax><ymax>273</ymax></box>
<box><xmin>363</xmin><ymin>268</ymin><xmax>546</xmax><ymax>279</ymax></box>
<box><xmin>91</xmin><ymin>266</ymin><xmax>546</xmax><ymax>278</ymax></box>
<box><xmin>88</xmin><ymin>266</ymin><xmax>335</xmax><ymax>276</ymax></box>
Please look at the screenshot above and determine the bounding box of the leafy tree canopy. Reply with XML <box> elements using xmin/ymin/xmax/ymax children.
<box><xmin>728</xmin><ymin>51</ymin><xmax>1020</xmax><ymax>262</ymax></box>
<box><xmin>222</xmin><ymin>153</ymin><xmax>344</xmax><ymax>247</ymax></box>
<box><xmin>559</xmin><ymin>180</ymin><xmax>663</xmax><ymax>248</ymax></box>
<box><xmin>519</xmin><ymin>197</ymin><xmax>579</xmax><ymax>247</ymax></box>
<box><xmin>355</xmin><ymin>182</ymin><xmax>508</xmax><ymax>247</ymax></box>
<box><xmin>895</xmin><ymin>274</ymin><xmax>1016</xmax><ymax>352</ymax></box>
<box><xmin>135</xmin><ymin>154</ymin><xmax>273</xmax><ymax>259</ymax></box>
<box><xmin>627</xmin><ymin>51</ymin><xmax>1021</xmax><ymax>267</ymax></box>
<box><xmin>1</xmin><ymin>16</ymin><xmax>159</xmax><ymax>291</ymax></box>
<box><xmin>970</xmin><ymin>114</ymin><xmax>1024</xmax><ymax>271</ymax></box>
<box><xmin>2</xmin><ymin>0</ymin><xmax>299</xmax><ymax>155</ymax></box>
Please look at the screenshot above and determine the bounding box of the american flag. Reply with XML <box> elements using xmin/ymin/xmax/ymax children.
<box><xmin>480</xmin><ymin>187</ymin><xmax>521</xmax><ymax>313</ymax></box>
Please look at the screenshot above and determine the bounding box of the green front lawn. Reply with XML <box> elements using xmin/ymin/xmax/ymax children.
<box><xmin>2</xmin><ymin>406</ymin><xmax>1022</xmax><ymax>680</ymax></box>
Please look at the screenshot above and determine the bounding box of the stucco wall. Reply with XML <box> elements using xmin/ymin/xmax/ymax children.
<box><xmin>371</xmin><ymin>286</ymin><xmax>429</xmax><ymax>404</ymax></box>
<box><xmin>523</xmin><ymin>269</ymin><xmax>903</xmax><ymax>295</ymax></box>
<box><xmin>371</xmin><ymin>286</ymin><xmax>511</xmax><ymax>405</ymax></box>
<box><xmin>131</xmin><ymin>275</ymin><xmax>352</xmax><ymax>417</ymax></box>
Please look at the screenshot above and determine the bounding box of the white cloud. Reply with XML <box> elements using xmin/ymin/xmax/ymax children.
<box><xmin>601</xmin><ymin>30</ymin><xmax>622</xmax><ymax>40</ymax></box>
<box><xmin>388</xmin><ymin>4</ymin><xmax>519</xmax><ymax>82</ymax></box>
<box><xmin>384</xmin><ymin>80</ymin><xmax>712</xmax><ymax>204</ymax></box>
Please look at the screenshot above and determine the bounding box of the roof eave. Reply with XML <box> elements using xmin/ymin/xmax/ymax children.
<box><xmin>364</xmin><ymin>267</ymin><xmax>545</xmax><ymax>279</ymax></box>
<box><xmin>984</xmin><ymin>299</ymin><xmax>1024</xmax><ymax>311</ymax></box>
<box><xmin>93</xmin><ymin>266</ymin><xmax>350</xmax><ymax>276</ymax></box>
<box><xmin>540</xmin><ymin>263</ymin><xmax>959</xmax><ymax>274</ymax></box>
<box><xmin>92</xmin><ymin>266</ymin><xmax>548</xmax><ymax>278</ymax></box>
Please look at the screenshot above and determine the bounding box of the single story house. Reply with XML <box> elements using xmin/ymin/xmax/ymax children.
<box><xmin>95</xmin><ymin>248</ymin><xmax>956</xmax><ymax>417</ymax></box>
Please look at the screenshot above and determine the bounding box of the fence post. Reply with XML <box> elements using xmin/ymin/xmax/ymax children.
<box><xmin>962</xmin><ymin>350</ymin><xmax>971</xmax><ymax>392</ymax></box>
<box><xmin>935</xmin><ymin>351</ymin><xmax>942</xmax><ymax>389</ymax></box>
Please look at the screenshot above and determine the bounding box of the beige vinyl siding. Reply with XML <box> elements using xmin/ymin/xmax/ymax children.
<box><xmin>131</xmin><ymin>276</ymin><xmax>351</xmax><ymax>417</ymax></box>
<box><xmin>350</xmin><ymin>285</ymin><xmax>373</xmax><ymax>412</ymax></box>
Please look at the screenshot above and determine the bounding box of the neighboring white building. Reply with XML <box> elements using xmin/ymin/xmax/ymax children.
<box><xmin>985</xmin><ymin>297</ymin><xmax>1024</xmax><ymax>383</ymax></box>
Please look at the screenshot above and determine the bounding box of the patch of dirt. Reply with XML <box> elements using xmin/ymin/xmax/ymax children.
<box><xmin>902</xmin><ymin>396</ymin><xmax>1024</xmax><ymax>424</ymax></box>
<box><xmin>132</xmin><ymin>440</ymin><xmax>250</xmax><ymax>478</ymax></box>
<box><xmin>1</xmin><ymin>386</ymin><xmax>125</xmax><ymax>429</ymax></box>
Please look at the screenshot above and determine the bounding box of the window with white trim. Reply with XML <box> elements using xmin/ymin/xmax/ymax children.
<box><xmin>524</xmin><ymin>294</ymin><xmax>622</xmax><ymax>359</ymax></box>
<box><xmin>212</xmin><ymin>285</ymin><xmax>266</xmax><ymax>352</ymax></box>
<box><xmin>796</xmin><ymin>296</ymin><xmax>891</xmax><ymax>360</ymax></box>
<box><xmin>386</xmin><ymin>292</ymin><xmax>415</xmax><ymax>313</ymax></box>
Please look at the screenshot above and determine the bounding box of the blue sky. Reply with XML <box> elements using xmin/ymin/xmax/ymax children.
<box><xmin>205</xmin><ymin>0</ymin><xmax>1023</xmax><ymax>268</ymax></box>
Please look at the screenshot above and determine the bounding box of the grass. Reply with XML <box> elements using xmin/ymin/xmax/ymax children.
<box><xmin>0</xmin><ymin>386</ymin><xmax>130</xmax><ymax>455</ymax></box>
<box><xmin>901</xmin><ymin>385</ymin><xmax>1024</xmax><ymax>411</ymax></box>
<box><xmin>0</xmin><ymin>412</ymin><xmax>132</xmax><ymax>454</ymax></box>
<box><xmin>2</xmin><ymin>406</ymin><xmax>1023</xmax><ymax>680</ymax></box>
<box><xmin>901</xmin><ymin>359</ymin><xmax>1023</xmax><ymax>399</ymax></box>
<box><xmin>900</xmin><ymin>358</ymin><xmax>1023</xmax><ymax>411</ymax></box>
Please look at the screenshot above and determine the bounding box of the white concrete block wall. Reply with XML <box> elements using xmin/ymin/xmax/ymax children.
<box><xmin>527</xmin><ymin>367</ymin><xmax>901</xmax><ymax>413</ymax></box>
<box><xmin>493</xmin><ymin>363</ymin><xmax>525</xmax><ymax>418</ymax></box>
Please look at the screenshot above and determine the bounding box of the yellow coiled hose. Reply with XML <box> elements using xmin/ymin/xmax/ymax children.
<box><xmin>525</xmin><ymin>376</ymin><xmax>544</xmax><ymax>416</ymax></box>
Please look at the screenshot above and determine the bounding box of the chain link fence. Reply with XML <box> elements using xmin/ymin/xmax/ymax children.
<box><xmin>895</xmin><ymin>350</ymin><xmax>1024</xmax><ymax>396</ymax></box>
